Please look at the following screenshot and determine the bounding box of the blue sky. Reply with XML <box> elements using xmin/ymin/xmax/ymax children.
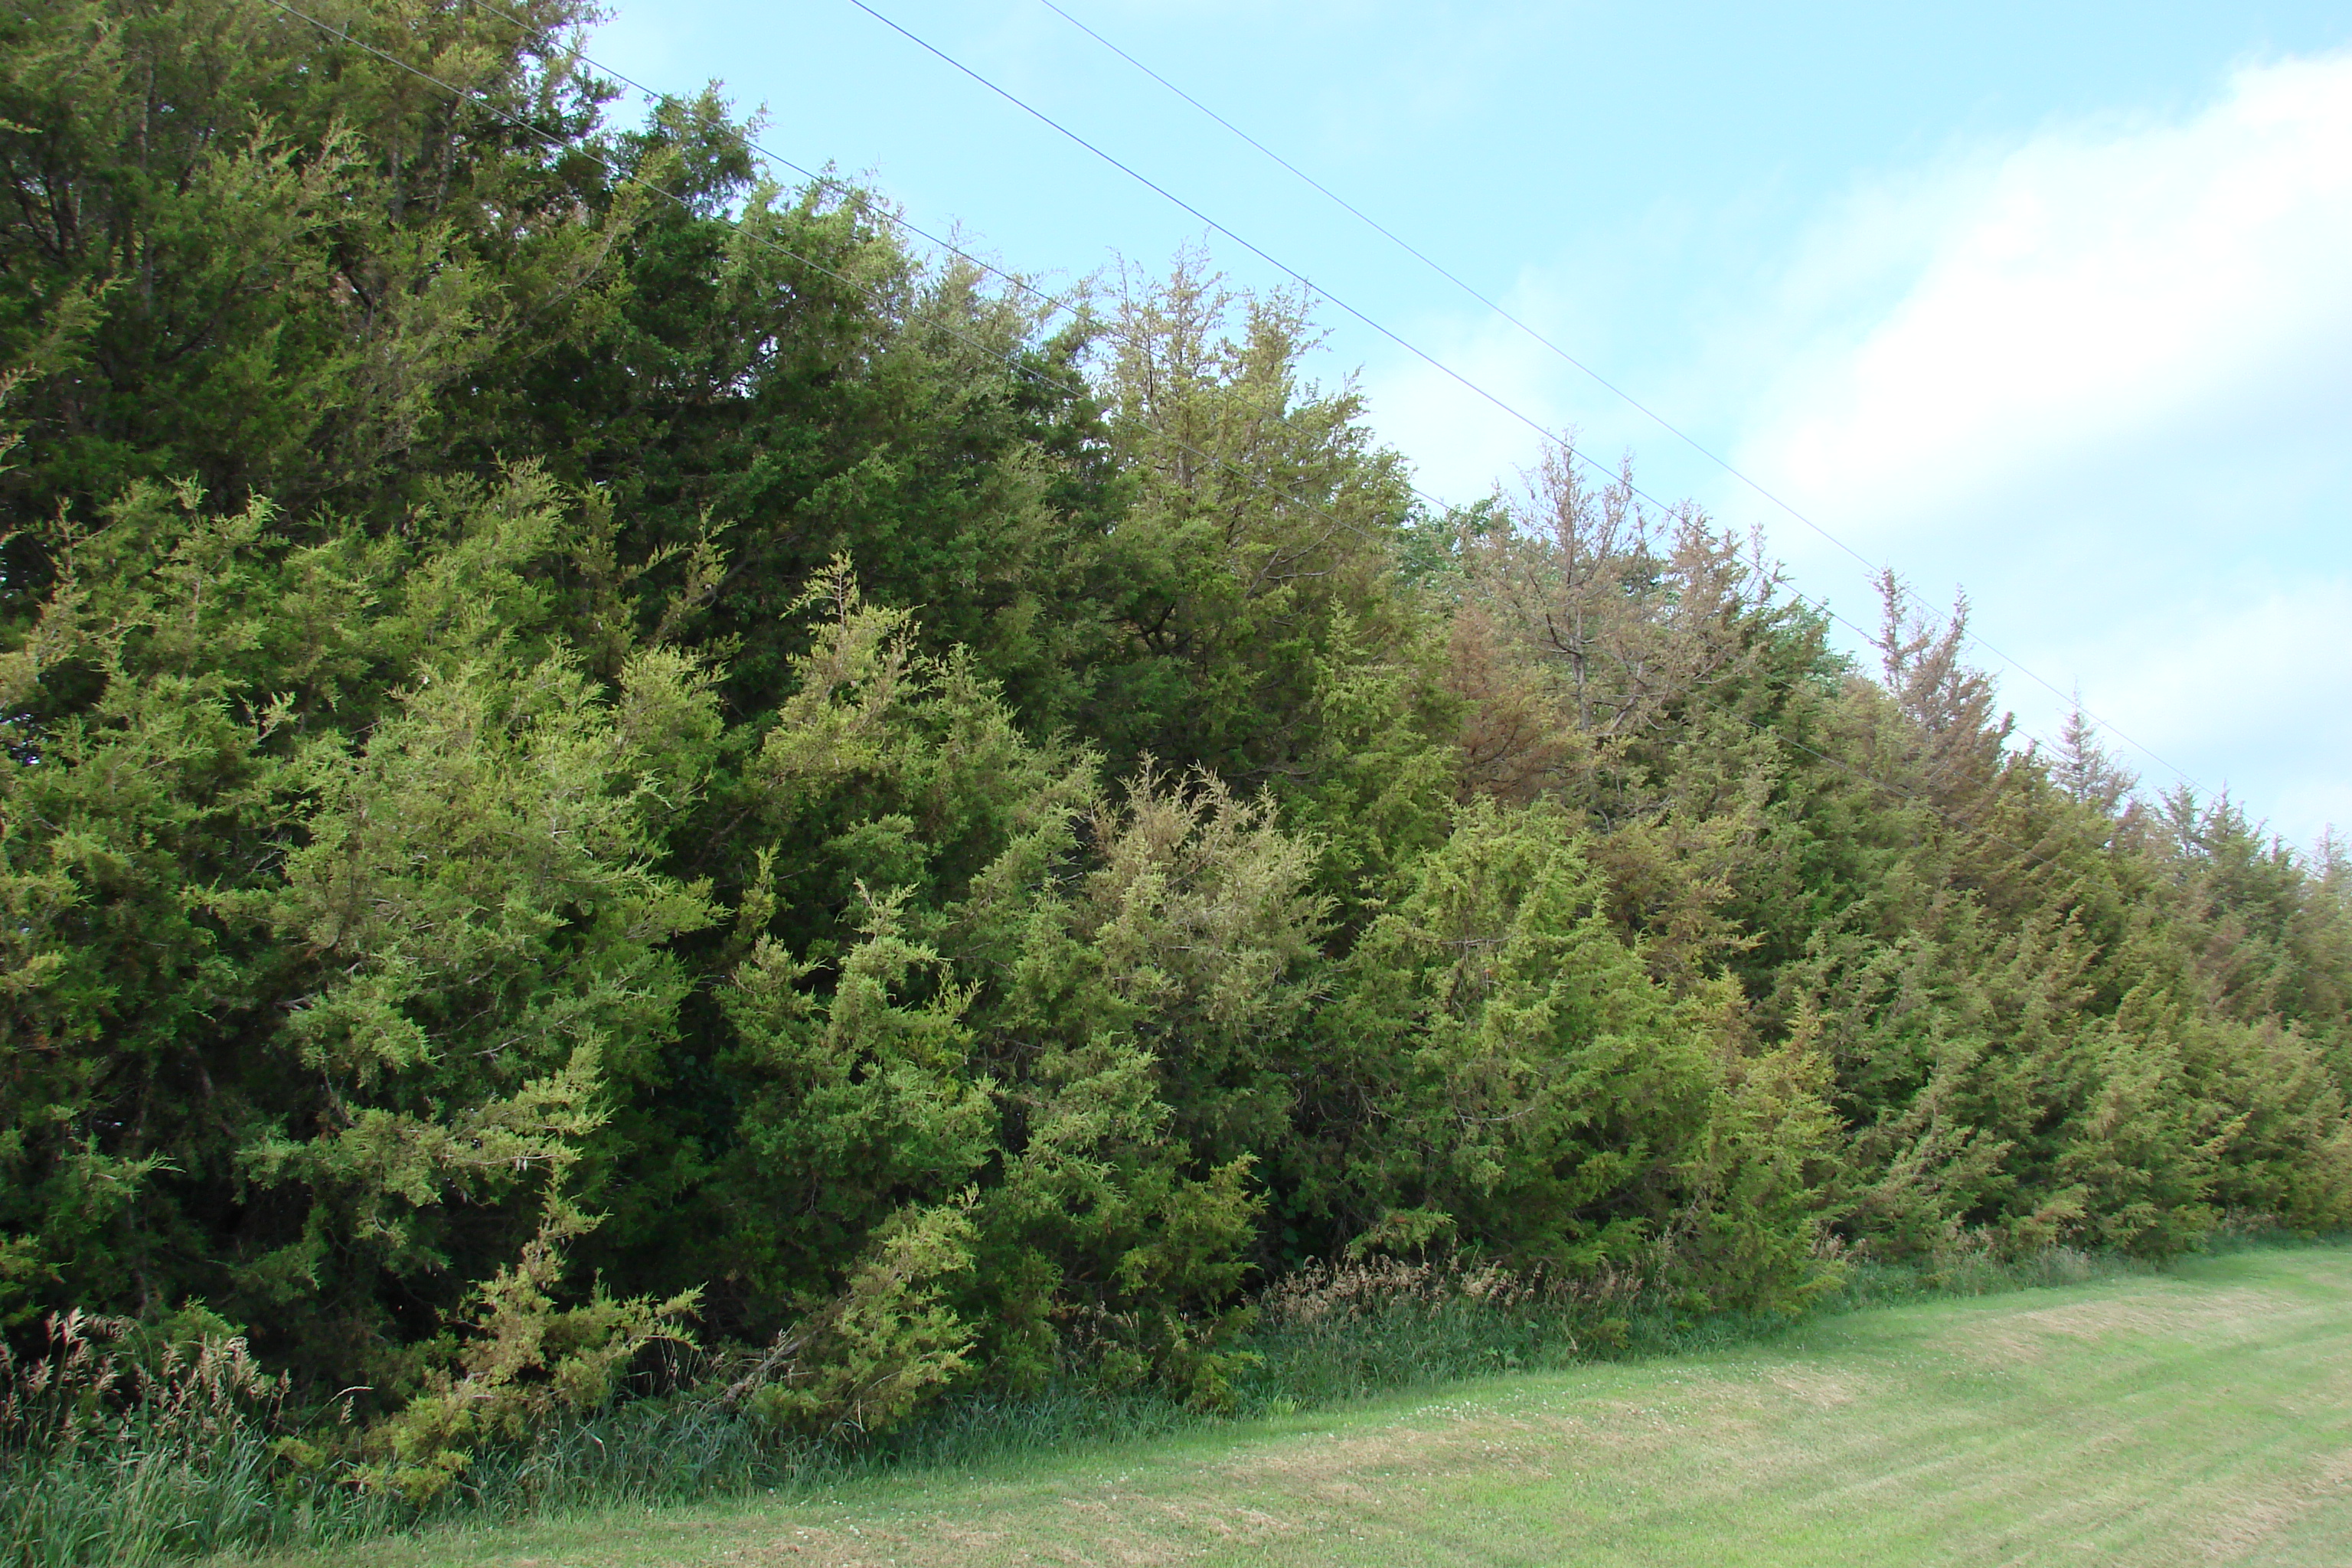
<box><xmin>591</xmin><ymin>1</ymin><xmax>2352</xmax><ymax>847</ymax></box>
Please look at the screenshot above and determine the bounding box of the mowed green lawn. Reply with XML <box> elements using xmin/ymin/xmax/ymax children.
<box><xmin>260</xmin><ymin>1245</ymin><xmax>2352</xmax><ymax>1568</ymax></box>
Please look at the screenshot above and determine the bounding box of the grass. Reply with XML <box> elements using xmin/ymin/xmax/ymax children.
<box><xmin>0</xmin><ymin>1249</ymin><xmax>1815</xmax><ymax>1566</ymax></box>
<box><xmin>227</xmin><ymin>1240</ymin><xmax>2352</xmax><ymax>1567</ymax></box>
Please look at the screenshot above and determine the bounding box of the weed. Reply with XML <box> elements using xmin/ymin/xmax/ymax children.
<box><xmin>0</xmin><ymin>1311</ymin><xmax>393</xmax><ymax>1567</ymax></box>
<box><xmin>5</xmin><ymin>1235</ymin><xmax>2309</xmax><ymax>1566</ymax></box>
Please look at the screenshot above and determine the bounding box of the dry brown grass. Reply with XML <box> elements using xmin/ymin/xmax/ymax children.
<box><xmin>1253</xmin><ymin>1253</ymin><xmax>1638</xmax><ymax>1334</ymax></box>
<box><xmin>1</xmin><ymin>1308</ymin><xmax>286</xmax><ymax>1455</ymax></box>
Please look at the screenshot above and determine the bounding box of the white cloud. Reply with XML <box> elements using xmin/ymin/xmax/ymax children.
<box><xmin>1721</xmin><ymin>49</ymin><xmax>2352</xmax><ymax>846</ymax></box>
<box><xmin>2049</xmin><ymin>574</ymin><xmax>2352</xmax><ymax>805</ymax></box>
<box><xmin>1354</xmin><ymin>258</ymin><xmax>1697</xmax><ymax>507</ymax></box>
<box><xmin>1355</xmin><ymin>306</ymin><xmax>1570</xmax><ymax>502</ymax></box>
<box><xmin>1745</xmin><ymin>50</ymin><xmax>2352</xmax><ymax>534</ymax></box>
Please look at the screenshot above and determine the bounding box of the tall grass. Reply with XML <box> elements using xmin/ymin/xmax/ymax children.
<box><xmin>4</xmin><ymin>1235</ymin><xmax>2312</xmax><ymax>1566</ymax></box>
<box><xmin>0</xmin><ymin>1311</ymin><xmax>394</xmax><ymax>1567</ymax></box>
<box><xmin>1236</xmin><ymin>1254</ymin><xmax>1620</xmax><ymax>1411</ymax></box>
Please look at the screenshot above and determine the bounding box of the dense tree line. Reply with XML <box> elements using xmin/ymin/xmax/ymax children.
<box><xmin>5</xmin><ymin>0</ymin><xmax>2347</xmax><ymax>1494</ymax></box>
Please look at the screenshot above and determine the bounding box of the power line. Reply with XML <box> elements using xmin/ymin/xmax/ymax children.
<box><xmin>841</xmin><ymin>0</ymin><xmax>2073</xmax><ymax>756</ymax></box>
<box><xmin>351</xmin><ymin>0</ymin><xmax>2069</xmax><ymax>777</ymax></box>
<box><xmin>452</xmin><ymin>0</ymin><xmax>1093</xmax><ymax>332</ymax></box>
<box><xmin>848</xmin><ymin>0</ymin><xmax>1602</xmax><ymax>488</ymax></box>
<box><xmin>455</xmin><ymin>0</ymin><xmax>2056</xmax><ymax>759</ymax></box>
<box><xmin>256</xmin><ymin>0</ymin><xmax>1397</xmax><ymax>581</ymax></box>
<box><xmin>1034</xmin><ymin>0</ymin><xmax>1864</xmax><ymax>589</ymax></box>
<box><xmin>256</xmin><ymin>0</ymin><xmax>2082</xmax><ymax>857</ymax></box>
<box><xmin>1021</xmin><ymin>0</ymin><xmax>2194</xmax><ymax>791</ymax></box>
<box><xmin>835</xmin><ymin>8</ymin><xmax>1922</xmax><ymax>700</ymax></box>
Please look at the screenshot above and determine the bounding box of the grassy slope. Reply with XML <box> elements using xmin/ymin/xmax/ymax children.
<box><xmin>252</xmin><ymin>1245</ymin><xmax>2352</xmax><ymax>1567</ymax></box>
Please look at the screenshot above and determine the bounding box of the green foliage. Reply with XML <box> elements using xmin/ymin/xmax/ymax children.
<box><xmin>2</xmin><ymin>8</ymin><xmax>2350</xmax><ymax>1558</ymax></box>
<box><xmin>360</xmin><ymin>1197</ymin><xmax>700</xmax><ymax>1504</ymax></box>
<box><xmin>1312</xmin><ymin>799</ymin><xmax>1840</xmax><ymax>1307</ymax></box>
<box><xmin>0</xmin><ymin>466</ymin><xmax>719</xmax><ymax>1377</ymax></box>
<box><xmin>727</xmin><ymin>1198</ymin><xmax>979</xmax><ymax>1440</ymax></box>
<box><xmin>0</xmin><ymin>0</ymin><xmax>617</xmax><ymax>527</ymax></box>
<box><xmin>1082</xmin><ymin>259</ymin><xmax>1429</xmax><ymax>791</ymax></box>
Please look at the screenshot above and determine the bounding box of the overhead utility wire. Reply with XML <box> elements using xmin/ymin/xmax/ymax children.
<box><xmin>260</xmin><ymin>0</ymin><xmax>1392</xmax><ymax>571</ymax></box>
<box><xmin>446</xmin><ymin>0</ymin><xmax>2062</xmax><ymax>763</ymax></box>
<box><xmin>849</xmin><ymin>0</ymin><xmax>2074</xmax><ymax>757</ymax></box>
<box><xmin>841</xmin><ymin>9</ymin><xmax>1867</xmax><ymax>635</ymax></box>
<box><xmin>457</xmin><ymin>0</ymin><xmax>2053</xmax><ymax>759</ymax></box>
<box><xmin>441</xmin><ymin>0</ymin><xmax>1772</xmax><ymax>626</ymax></box>
<box><xmin>1031</xmin><ymin>0</ymin><xmax>2192</xmax><ymax>792</ymax></box>
<box><xmin>256</xmin><ymin>0</ymin><xmax>2079</xmax><ymax>863</ymax></box>
<box><xmin>452</xmin><ymin>0</ymin><xmax>1089</xmax><ymax>327</ymax></box>
<box><xmin>848</xmin><ymin>0</ymin><xmax>1628</xmax><ymax>499</ymax></box>
<box><xmin>446</xmin><ymin>0</ymin><xmax>2089</xmax><ymax>771</ymax></box>
<box><xmin>449</xmin><ymin>0</ymin><xmax>1423</xmax><ymax>570</ymax></box>
<box><xmin>1027</xmin><ymin>4</ymin><xmax>1854</xmax><ymax>563</ymax></box>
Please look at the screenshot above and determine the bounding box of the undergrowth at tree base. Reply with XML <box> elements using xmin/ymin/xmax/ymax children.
<box><xmin>9</xmin><ymin>1233</ymin><xmax>2337</xmax><ymax>1568</ymax></box>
